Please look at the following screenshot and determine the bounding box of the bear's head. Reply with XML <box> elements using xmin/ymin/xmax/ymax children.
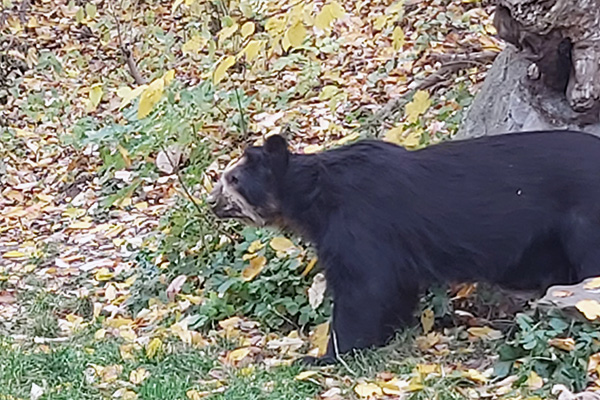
<box><xmin>207</xmin><ymin>135</ymin><xmax>289</xmax><ymax>226</ymax></box>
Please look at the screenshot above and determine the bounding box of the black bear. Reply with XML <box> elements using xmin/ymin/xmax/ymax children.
<box><xmin>207</xmin><ymin>130</ymin><xmax>600</xmax><ymax>363</ymax></box>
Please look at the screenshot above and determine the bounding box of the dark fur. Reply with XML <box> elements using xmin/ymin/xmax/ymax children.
<box><xmin>210</xmin><ymin>131</ymin><xmax>600</xmax><ymax>361</ymax></box>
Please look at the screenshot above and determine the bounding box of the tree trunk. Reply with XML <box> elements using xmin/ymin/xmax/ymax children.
<box><xmin>456</xmin><ymin>1</ymin><xmax>600</xmax><ymax>139</ymax></box>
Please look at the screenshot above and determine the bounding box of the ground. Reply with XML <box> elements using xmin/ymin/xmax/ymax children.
<box><xmin>2</xmin><ymin>0</ymin><xmax>600</xmax><ymax>399</ymax></box>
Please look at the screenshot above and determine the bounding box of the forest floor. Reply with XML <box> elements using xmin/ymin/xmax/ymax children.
<box><xmin>1</xmin><ymin>0</ymin><xmax>599</xmax><ymax>399</ymax></box>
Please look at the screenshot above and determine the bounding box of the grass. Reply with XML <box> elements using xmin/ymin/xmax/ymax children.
<box><xmin>0</xmin><ymin>335</ymin><xmax>320</xmax><ymax>400</ymax></box>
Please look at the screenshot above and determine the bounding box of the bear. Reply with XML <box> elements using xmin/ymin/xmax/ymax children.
<box><xmin>206</xmin><ymin>130</ymin><xmax>600</xmax><ymax>363</ymax></box>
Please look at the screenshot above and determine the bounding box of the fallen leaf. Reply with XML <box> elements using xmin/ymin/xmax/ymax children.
<box><xmin>354</xmin><ymin>382</ymin><xmax>382</xmax><ymax>398</ymax></box>
<box><xmin>239</xmin><ymin>40</ymin><xmax>265</xmax><ymax>62</ymax></box>
<box><xmin>392</xmin><ymin>26</ymin><xmax>405</xmax><ymax>51</ymax></box>
<box><xmin>301</xmin><ymin>257</ymin><xmax>318</xmax><ymax>276</ymax></box>
<box><xmin>138</xmin><ymin>77</ymin><xmax>165</xmax><ymax>119</ymax></box>
<box><xmin>285</xmin><ymin>21</ymin><xmax>306</xmax><ymax>49</ymax></box>
<box><xmin>420</xmin><ymin>308</ymin><xmax>434</xmax><ymax>333</ymax></box>
<box><xmin>156</xmin><ymin>145</ymin><xmax>183</xmax><ymax>174</ymax></box>
<box><xmin>527</xmin><ymin>370</ymin><xmax>544</xmax><ymax>390</ymax></box>
<box><xmin>30</xmin><ymin>383</ymin><xmax>44</xmax><ymax>400</ymax></box>
<box><xmin>95</xmin><ymin>268</ymin><xmax>115</xmax><ymax>281</ymax></box>
<box><xmin>309</xmin><ymin>322</ymin><xmax>329</xmax><ymax>357</ymax></box>
<box><xmin>295</xmin><ymin>370</ymin><xmax>319</xmax><ymax>380</ymax></box>
<box><xmin>468</xmin><ymin>326</ymin><xmax>502</xmax><ymax>340</ymax></box>
<box><xmin>548</xmin><ymin>338</ymin><xmax>575</xmax><ymax>351</ymax></box>
<box><xmin>182</xmin><ymin>35</ymin><xmax>207</xmax><ymax>55</ymax></box>
<box><xmin>3</xmin><ymin>251</ymin><xmax>26</xmax><ymax>259</ymax></box>
<box><xmin>213</xmin><ymin>56</ymin><xmax>236</xmax><ymax>85</ymax></box>
<box><xmin>308</xmin><ymin>273</ymin><xmax>327</xmax><ymax>309</ymax></box>
<box><xmin>166</xmin><ymin>274</ymin><xmax>187</xmax><ymax>301</ymax></box>
<box><xmin>405</xmin><ymin>90</ymin><xmax>431</xmax><ymax>123</ymax></box>
<box><xmin>584</xmin><ymin>277</ymin><xmax>600</xmax><ymax>290</ymax></box>
<box><xmin>269</xmin><ymin>237</ymin><xmax>295</xmax><ymax>252</ymax></box>
<box><xmin>462</xmin><ymin>369</ymin><xmax>488</xmax><ymax>383</ymax></box>
<box><xmin>146</xmin><ymin>338</ymin><xmax>162</xmax><ymax>359</ymax></box>
<box><xmin>130</xmin><ymin>368</ymin><xmax>150</xmax><ymax>385</ymax></box>
<box><xmin>242</xmin><ymin>256</ymin><xmax>267</xmax><ymax>281</ymax></box>
<box><xmin>241</xmin><ymin>22</ymin><xmax>255</xmax><ymax>38</ymax></box>
<box><xmin>576</xmin><ymin>299</ymin><xmax>600</xmax><ymax>320</ymax></box>
<box><xmin>227</xmin><ymin>347</ymin><xmax>251</xmax><ymax>363</ymax></box>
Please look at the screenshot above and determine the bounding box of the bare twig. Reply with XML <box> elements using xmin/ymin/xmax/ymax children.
<box><xmin>417</xmin><ymin>51</ymin><xmax>498</xmax><ymax>91</ymax></box>
<box><xmin>234</xmin><ymin>88</ymin><xmax>248</xmax><ymax>138</ymax></box>
<box><xmin>109</xmin><ymin>2</ymin><xmax>146</xmax><ymax>85</ymax></box>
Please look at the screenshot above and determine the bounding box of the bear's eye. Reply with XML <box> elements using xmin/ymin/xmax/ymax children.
<box><xmin>228</xmin><ymin>174</ymin><xmax>239</xmax><ymax>185</ymax></box>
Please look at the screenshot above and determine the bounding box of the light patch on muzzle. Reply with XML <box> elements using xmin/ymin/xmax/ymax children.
<box><xmin>206</xmin><ymin>157</ymin><xmax>266</xmax><ymax>226</ymax></box>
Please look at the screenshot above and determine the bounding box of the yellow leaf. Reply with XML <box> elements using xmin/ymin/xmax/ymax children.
<box><xmin>119</xmin><ymin>327</ymin><xmax>137</xmax><ymax>342</ymax></box>
<box><xmin>94</xmin><ymin>328</ymin><xmax>106</xmax><ymax>340</ymax></box>
<box><xmin>354</xmin><ymin>382</ymin><xmax>383</xmax><ymax>398</ymax></box>
<box><xmin>526</xmin><ymin>371</ymin><xmax>544</xmax><ymax>390</ymax></box>
<box><xmin>309</xmin><ymin>322</ymin><xmax>329</xmax><ymax>357</ymax></box>
<box><xmin>146</xmin><ymin>338</ymin><xmax>162</xmax><ymax>359</ymax></box>
<box><xmin>3</xmin><ymin>251</ymin><xmax>26</xmax><ymax>259</ymax></box>
<box><xmin>380</xmin><ymin>378</ymin><xmax>409</xmax><ymax>395</ymax></box>
<box><xmin>295</xmin><ymin>370</ymin><xmax>319</xmax><ymax>380</ymax></box>
<box><xmin>247</xmin><ymin>240</ymin><xmax>264</xmax><ymax>253</ymax></box>
<box><xmin>319</xmin><ymin>85</ymin><xmax>340</xmax><ymax>101</ymax></box>
<box><xmin>467</xmin><ymin>326</ymin><xmax>503</xmax><ymax>340</ymax></box>
<box><xmin>584</xmin><ymin>277</ymin><xmax>600</xmax><ymax>290</ymax></box>
<box><xmin>576</xmin><ymin>299</ymin><xmax>600</xmax><ymax>320</ymax></box>
<box><xmin>106</xmin><ymin>317</ymin><xmax>134</xmax><ymax>328</ymax></box>
<box><xmin>265</xmin><ymin>15</ymin><xmax>286</xmax><ymax>35</ymax></box>
<box><xmin>227</xmin><ymin>347</ymin><xmax>251</xmax><ymax>363</ymax></box>
<box><xmin>392</xmin><ymin>26</ymin><xmax>405</xmax><ymax>51</ymax></box>
<box><xmin>85</xmin><ymin>3</ymin><xmax>97</xmax><ymax>19</ymax></box>
<box><xmin>314</xmin><ymin>4</ymin><xmax>335</xmax><ymax>30</ymax></box>
<box><xmin>270</xmin><ymin>237</ymin><xmax>295</xmax><ymax>252</ymax></box>
<box><xmin>242</xmin><ymin>255</ymin><xmax>267</xmax><ymax>281</ymax></box>
<box><xmin>186</xmin><ymin>390</ymin><xmax>204</xmax><ymax>400</ymax></box>
<box><xmin>213</xmin><ymin>55</ymin><xmax>236</xmax><ymax>85</ymax></box>
<box><xmin>218</xmin><ymin>23</ymin><xmax>238</xmax><ymax>45</ymax></box>
<box><xmin>330</xmin><ymin>0</ymin><xmax>345</xmax><ymax>18</ymax></box>
<box><xmin>69</xmin><ymin>220</ymin><xmax>93</xmax><ymax>229</ymax></box>
<box><xmin>129</xmin><ymin>367</ymin><xmax>150</xmax><ymax>385</ymax></box>
<box><xmin>373</xmin><ymin>15</ymin><xmax>389</xmax><ymax>31</ymax></box>
<box><xmin>285</xmin><ymin>21</ymin><xmax>306</xmax><ymax>49</ymax></box>
<box><xmin>384</xmin><ymin>126</ymin><xmax>421</xmax><ymax>148</ymax></box>
<box><xmin>301</xmin><ymin>257</ymin><xmax>318</xmax><ymax>276</ymax></box>
<box><xmin>89</xmin><ymin>83</ymin><xmax>103</xmax><ymax>109</ymax></box>
<box><xmin>462</xmin><ymin>369</ymin><xmax>488</xmax><ymax>383</ymax></box>
<box><xmin>137</xmin><ymin>77</ymin><xmax>165</xmax><ymax>119</ymax></box>
<box><xmin>182</xmin><ymin>35</ymin><xmax>207</xmax><ymax>55</ymax></box>
<box><xmin>95</xmin><ymin>267</ymin><xmax>115</xmax><ymax>281</ymax></box>
<box><xmin>415</xmin><ymin>363</ymin><xmax>440</xmax><ymax>376</ymax></box>
<box><xmin>120</xmin><ymin>390</ymin><xmax>138</xmax><ymax>400</ymax></box>
<box><xmin>163</xmin><ymin>69</ymin><xmax>175</xmax><ymax>85</ymax></box>
<box><xmin>241</xmin><ymin>22</ymin><xmax>255</xmax><ymax>39</ymax></box>
<box><xmin>117</xmin><ymin>85</ymin><xmax>147</xmax><ymax>109</ymax></box>
<box><xmin>588</xmin><ymin>352</ymin><xmax>600</xmax><ymax>372</ymax></box>
<box><xmin>239</xmin><ymin>40</ymin><xmax>264</xmax><ymax>62</ymax></box>
<box><xmin>420</xmin><ymin>308</ymin><xmax>434</xmax><ymax>334</ymax></box>
<box><xmin>548</xmin><ymin>338</ymin><xmax>575</xmax><ymax>352</ymax></box>
<box><xmin>405</xmin><ymin>90</ymin><xmax>431</xmax><ymax>123</ymax></box>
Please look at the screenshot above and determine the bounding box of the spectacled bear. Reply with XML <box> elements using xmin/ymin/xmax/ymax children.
<box><xmin>207</xmin><ymin>130</ymin><xmax>600</xmax><ymax>363</ymax></box>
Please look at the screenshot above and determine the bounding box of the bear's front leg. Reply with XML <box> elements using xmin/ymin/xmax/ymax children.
<box><xmin>297</xmin><ymin>279</ymin><xmax>419</xmax><ymax>365</ymax></box>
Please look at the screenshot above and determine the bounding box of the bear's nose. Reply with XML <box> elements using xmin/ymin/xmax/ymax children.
<box><xmin>206</xmin><ymin>192</ymin><xmax>217</xmax><ymax>206</ymax></box>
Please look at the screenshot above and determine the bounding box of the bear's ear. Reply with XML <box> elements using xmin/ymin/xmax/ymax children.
<box><xmin>264</xmin><ymin>135</ymin><xmax>289</xmax><ymax>173</ymax></box>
